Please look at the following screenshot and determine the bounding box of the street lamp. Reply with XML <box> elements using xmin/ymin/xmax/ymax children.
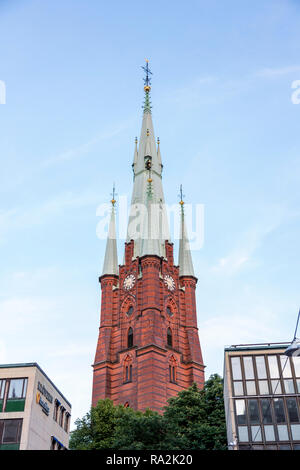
<box><xmin>284</xmin><ymin>309</ymin><xmax>300</xmax><ymax>357</ymax></box>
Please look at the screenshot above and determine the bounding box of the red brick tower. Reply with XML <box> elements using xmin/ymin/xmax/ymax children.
<box><xmin>92</xmin><ymin>62</ymin><xmax>205</xmax><ymax>412</ymax></box>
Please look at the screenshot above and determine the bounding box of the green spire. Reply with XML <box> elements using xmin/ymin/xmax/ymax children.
<box><xmin>143</xmin><ymin>89</ymin><xmax>152</xmax><ymax>113</ymax></box>
<box><xmin>178</xmin><ymin>186</ymin><xmax>195</xmax><ymax>277</ymax></box>
<box><xmin>102</xmin><ymin>185</ymin><xmax>118</xmax><ymax>276</ymax></box>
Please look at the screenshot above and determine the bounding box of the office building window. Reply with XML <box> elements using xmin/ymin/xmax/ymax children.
<box><xmin>53</xmin><ymin>400</ymin><xmax>60</xmax><ymax>421</ymax></box>
<box><xmin>0</xmin><ymin>419</ymin><xmax>23</xmax><ymax>449</ymax></box>
<box><xmin>271</xmin><ymin>380</ymin><xmax>282</xmax><ymax>394</ymax></box>
<box><xmin>233</xmin><ymin>381</ymin><xmax>244</xmax><ymax>396</ymax></box>
<box><xmin>64</xmin><ymin>413</ymin><xmax>70</xmax><ymax>433</ymax></box>
<box><xmin>238</xmin><ymin>426</ymin><xmax>249</xmax><ymax>442</ymax></box>
<box><xmin>292</xmin><ymin>357</ymin><xmax>300</xmax><ymax>377</ymax></box>
<box><xmin>0</xmin><ymin>380</ymin><xmax>6</xmax><ymax>412</ymax></box>
<box><xmin>255</xmin><ymin>356</ymin><xmax>267</xmax><ymax>379</ymax></box>
<box><xmin>291</xmin><ymin>424</ymin><xmax>300</xmax><ymax>441</ymax></box>
<box><xmin>231</xmin><ymin>357</ymin><xmax>242</xmax><ymax>380</ymax></box>
<box><xmin>246</xmin><ymin>381</ymin><xmax>256</xmax><ymax>396</ymax></box>
<box><xmin>280</xmin><ymin>356</ymin><xmax>292</xmax><ymax>378</ymax></box>
<box><xmin>59</xmin><ymin>407</ymin><xmax>65</xmax><ymax>427</ymax></box>
<box><xmin>286</xmin><ymin>398</ymin><xmax>299</xmax><ymax>423</ymax></box>
<box><xmin>264</xmin><ymin>425</ymin><xmax>276</xmax><ymax>441</ymax></box>
<box><xmin>268</xmin><ymin>356</ymin><xmax>280</xmax><ymax>379</ymax></box>
<box><xmin>5</xmin><ymin>378</ymin><xmax>28</xmax><ymax>412</ymax></box>
<box><xmin>274</xmin><ymin>398</ymin><xmax>286</xmax><ymax>424</ymax></box>
<box><xmin>243</xmin><ymin>357</ymin><xmax>254</xmax><ymax>380</ymax></box>
<box><xmin>260</xmin><ymin>399</ymin><xmax>272</xmax><ymax>424</ymax></box>
<box><xmin>0</xmin><ymin>380</ymin><xmax>5</xmax><ymax>399</ymax></box>
<box><xmin>251</xmin><ymin>426</ymin><xmax>262</xmax><ymax>442</ymax></box>
<box><xmin>277</xmin><ymin>425</ymin><xmax>289</xmax><ymax>441</ymax></box>
<box><xmin>236</xmin><ymin>400</ymin><xmax>247</xmax><ymax>425</ymax></box>
<box><xmin>258</xmin><ymin>380</ymin><xmax>269</xmax><ymax>395</ymax></box>
<box><xmin>248</xmin><ymin>399</ymin><xmax>260</xmax><ymax>424</ymax></box>
<box><xmin>284</xmin><ymin>379</ymin><xmax>295</xmax><ymax>394</ymax></box>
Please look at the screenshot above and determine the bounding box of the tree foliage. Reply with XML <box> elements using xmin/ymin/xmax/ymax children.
<box><xmin>69</xmin><ymin>374</ymin><xmax>227</xmax><ymax>450</ymax></box>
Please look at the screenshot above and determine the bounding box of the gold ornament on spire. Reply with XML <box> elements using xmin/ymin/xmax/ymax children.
<box><xmin>111</xmin><ymin>183</ymin><xmax>117</xmax><ymax>206</ymax></box>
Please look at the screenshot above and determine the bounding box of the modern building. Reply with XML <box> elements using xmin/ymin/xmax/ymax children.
<box><xmin>0</xmin><ymin>363</ymin><xmax>71</xmax><ymax>450</ymax></box>
<box><xmin>92</xmin><ymin>62</ymin><xmax>205</xmax><ymax>413</ymax></box>
<box><xmin>224</xmin><ymin>343</ymin><xmax>300</xmax><ymax>450</ymax></box>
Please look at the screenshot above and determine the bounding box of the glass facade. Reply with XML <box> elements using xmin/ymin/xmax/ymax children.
<box><xmin>228</xmin><ymin>349</ymin><xmax>300</xmax><ymax>450</ymax></box>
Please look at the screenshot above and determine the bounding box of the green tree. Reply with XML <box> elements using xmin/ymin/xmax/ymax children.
<box><xmin>69</xmin><ymin>374</ymin><xmax>227</xmax><ymax>450</ymax></box>
<box><xmin>69</xmin><ymin>398</ymin><xmax>123</xmax><ymax>450</ymax></box>
<box><xmin>113</xmin><ymin>408</ymin><xmax>167</xmax><ymax>450</ymax></box>
<box><xmin>163</xmin><ymin>374</ymin><xmax>227</xmax><ymax>450</ymax></box>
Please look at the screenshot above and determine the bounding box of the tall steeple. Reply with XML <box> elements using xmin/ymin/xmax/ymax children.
<box><xmin>127</xmin><ymin>60</ymin><xmax>170</xmax><ymax>259</ymax></box>
<box><xmin>101</xmin><ymin>185</ymin><xmax>118</xmax><ymax>276</ymax></box>
<box><xmin>92</xmin><ymin>63</ymin><xmax>205</xmax><ymax>414</ymax></box>
<box><xmin>178</xmin><ymin>185</ymin><xmax>195</xmax><ymax>277</ymax></box>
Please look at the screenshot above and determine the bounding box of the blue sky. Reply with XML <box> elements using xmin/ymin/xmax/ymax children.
<box><xmin>1</xmin><ymin>0</ymin><xmax>300</xmax><ymax>427</ymax></box>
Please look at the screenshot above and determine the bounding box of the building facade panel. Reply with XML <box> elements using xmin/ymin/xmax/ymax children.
<box><xmin>224</xmin><ymin>344</ymin><xmax>300</xmax><ymax>450</ymax></box>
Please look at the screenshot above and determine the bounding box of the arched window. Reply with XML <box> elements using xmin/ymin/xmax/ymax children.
<box><xmin>127</xmin><ymin>306</ymin><xmax>133</xmax><ymax>316</ymax></box>
<box><xmin>169</xmin><ymin>356</ymin><xmax>177</xmax><ymax>383</ymax></box>
<box><xmin>124</xmin><ymin>402</ymin><xmax>130</xmax><ymax>408</ymax></box>
<box><xmin>167</xmin><ymin>328</ymin><xmax>172</xmax><ymax>347</ymax></box>
<box><xmin>166</xmin><ymin>306</ymin><xmax>173</xmax><ymax>317</ymax></box>
<box><xmin>123</xmin><ymin>355</ymin><xmax>133</xmax><ymax>383</ymax></box>
<box><xmin>128</xmin><ymin>327</ymin><xmax>133</xmax><ymax>348</ymax></box>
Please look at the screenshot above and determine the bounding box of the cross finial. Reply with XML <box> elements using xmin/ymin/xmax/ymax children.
<box><xmin>178</xmin><ymin>184</ymin><xmax>185</xmax><ymax>206</ymax></box>
<box><xmin>141</xmin><ymin>59</ymin><xmax>152</xmax><ymax>90</ymax></box>
<box><xmin>141</xmin><ymin>59</ymin><xmax>153</xmax><ymax>113</ymax></box>
<box><xmin>110</xmin><ymin>182</ymin><xmax>117</xmax><ymax>206</ymax></box>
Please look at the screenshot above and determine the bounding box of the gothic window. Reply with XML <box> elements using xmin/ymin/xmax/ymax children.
<box><xmin>128</xmin><ymin>327</ymin><xmax>133</xmax><ymax>348</ymax></box>
<box><xmin>167</xmin><ymin>328</ymin><xmax>172</xmax><ymax>347</ymax></box>
<box><xmin>127</xmin><ymin>306</ymin><xmax>134</xmax><ymax>316</ymax></box>
<box><xmin>166</xmin><ymin>306</ymin><xmax>173</xmax><ymax>317</ymax></box>
<box><xmin>123</xmin><ymin>355</ymin><xmax>133</xmax><ymax>383</ymax></box>
<box><xmin>169</xmin><ymin>356</ymin><xmax>177</xmax><ymax>383</ymax></box>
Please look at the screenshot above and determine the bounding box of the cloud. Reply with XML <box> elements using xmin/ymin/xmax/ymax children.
<box><xmin>0</xmin><ymin>189</ymin><xmax>101</xmax><ymax>242</ymax></box>
<box><xmin>198</xmin><ymin>289</ymin><xmax>294</xmax><ymax>379</ymax></box>
<box><xmin>47</xmin><ymin>344</ymin><xmax>93</xmax><ymax>359</ymax></box>
<box><xmin>0</xmin><ymin>296</ymin><xmax>56</xmax><ymax>332</ymax></box>
<box><xmin>255</xmin><ymin>65</ymin><xmax>300</xmax><ymax>78</ymax></box>
<box><xmin>211</xmin><ymin>219</ymin><xmax>281</xmax><ymax>276</ymax></box>
<box><xmin>43</xmin><ymin>121</ymin><xmax>131</xmax><ymax>167</ymax></box>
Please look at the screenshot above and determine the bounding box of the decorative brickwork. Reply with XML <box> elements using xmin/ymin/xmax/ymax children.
<box><xmin>92</xmin><ymin>240</ymin><xmax>205</xmax><ymax>413</ymax></box>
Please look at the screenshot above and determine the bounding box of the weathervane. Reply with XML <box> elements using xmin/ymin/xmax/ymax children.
<box><xmin>141</xmin><ymin>59</ymin><xmax>153</xmax><ymax>90</ymax></box>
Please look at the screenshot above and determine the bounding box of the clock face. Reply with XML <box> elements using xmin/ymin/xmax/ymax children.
<box><xmin>164</xmin><ymin>274</ymin><xmax>175</xmax><ymax>291</ymax></box>
<box><xmin>123</xmin><ymin>274</ymin><xmax>136</xmax><ymax>290</ymax></box>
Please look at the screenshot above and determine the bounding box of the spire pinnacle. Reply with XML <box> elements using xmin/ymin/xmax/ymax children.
<box><xmin>179</xmin><ymin>184</ymin><xmax>185</xmax><ymax>207</ymax></box>
<box><xmin>141</xmin><ymin>59</ymin><xmax>152</xmax><ymax>113</ymax></box>
<box><xmin>102</xmin><ymin>185</ymin><xmax>119</xmax><ymax>276</ymax></box>
<box><xmin>127</xmin><ymin>63</ymin><xmax>170</xmax><ymax>258</ymax></box>
<box><xmin>110</xmin><ymin>182</ymin><xmax>117</xmax><ymax>206</ymax></box>
<box><xmin>178</xmin><ymin>186</ymin><xmax>195</xmax><ymax>277</ymax></box>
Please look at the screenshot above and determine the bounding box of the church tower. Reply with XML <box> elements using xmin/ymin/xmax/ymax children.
<box><xmin>92</xmin><ymin>62</ymin><xmax>205</xmax><ymax>412</ymax></box>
